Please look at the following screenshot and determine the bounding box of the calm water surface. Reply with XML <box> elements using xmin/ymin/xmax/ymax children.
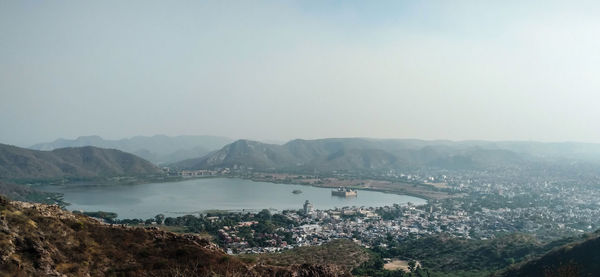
<box><xmin>38</xmin><ymin>178</ymin><xmax>426</xmax><ymax>219</ymax></box>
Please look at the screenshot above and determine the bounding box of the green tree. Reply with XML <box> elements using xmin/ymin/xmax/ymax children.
<box><xmin>164</xmin><ymin>217</ymin><xmax>175</xmax><ymax>226</ymax></box>
<box><xmin>155</xmin><ymin>214</ymin><xmax>165</xmax><ymax>224</ymax></box>
<box><xmin>257</xmin><ymin>209</ymin><xmax>272</xmax><ymax>221</ymax></box>
<box><xmin>408</xmin><ymin>261</ymin><xmax>416</xmax><ymax>272</ymax></box>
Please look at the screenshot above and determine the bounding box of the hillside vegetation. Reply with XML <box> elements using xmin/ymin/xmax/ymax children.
<box><xmin>0</xmin><ymin>195</ymin><xmax>348</xmax><ymax>276</ymax></box>
<box><xmin>242</xmin><ymin>239</ymin><xmax>372</xmax><ymax>271</ymax></box>
<box><xmin>0</xmin><ymin>181</ymin><xmax>65</xmax><ymax>206</ymax></box>
<box><xmin>173</xmin><ymin>138</ymin><xmax>600</xmax><ymax>175</ymax></box>
<box><xmin>0</xmin><ymin>143</ymin><xmax>161</xmax><ymax>181</ymax></box>
<box><xmin>497</xmin><ymin>231</ymin><xmax>600</xmax><ymax>277</ymax></box>
<box><xmin>1</xmin><ymin>192</ymin><xmax>599</xmax><ymax>276</ymax></box>
<box><xmin>370</xmin><ymin>234</ymin><xmax>556</xmax><ymax>276</ymax></box>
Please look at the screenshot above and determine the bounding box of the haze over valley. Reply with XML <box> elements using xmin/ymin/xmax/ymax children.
<box><xmin>4</xmin><ymin>135</ymin><xmax>600</xmax><ymax>275</ymax></box>
<box><xmin>3</xmin><ymin>1</ymin><xmax>600</xmax><ymax>276</ymax></box>
<box><xmin>29</xmin><ymin>135</ymin><xmax>233</xmax><ymax>165</ymax></box>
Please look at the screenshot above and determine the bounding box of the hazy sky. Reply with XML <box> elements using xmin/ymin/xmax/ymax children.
<box><xmin>2</xmin><ymin>1</ymin><xmax>600</xmax><ymax>146</ymax></box>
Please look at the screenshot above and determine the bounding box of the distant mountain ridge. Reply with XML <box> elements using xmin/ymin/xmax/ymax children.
<box><xmin>0</xmin><ymin>143</ymin><xmax>161</xmax><ymax>180</ymax></box>
<box><xmin>173</xmin><ymin>138</ymin><xmax>600</xmax><ymax>173</ymax></box>
<box><xmin>30</xmin><ymin>135</ymin><xmax>234</xmax><ymax>165</ymax></box>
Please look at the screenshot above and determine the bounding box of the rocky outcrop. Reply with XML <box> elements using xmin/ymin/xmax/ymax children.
<box><xmin>0</xmin><ymin>195</ymin><xmax>346</xmax><ymax>276</ymax></box>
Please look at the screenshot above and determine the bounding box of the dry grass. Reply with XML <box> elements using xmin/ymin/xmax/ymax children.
<box><xmin>383</xmin><ymin>259</ymin><xmax>421</xmax><ymax>272</ymax></box>
<box><xmin>0</xmin><ymin>196</ymin><xmax>350</xmax><ymax>276</ymax></box>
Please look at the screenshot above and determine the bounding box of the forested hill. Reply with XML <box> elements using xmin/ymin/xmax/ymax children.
<box><xmin>173</xmin><ymin>138</ymin><xmax>600</xmax><ymax>174</ymax></box>
<box><xmin>0</xmin><ymin>143</ymin><xmax>161</xmax><ymax>181</ymax></box>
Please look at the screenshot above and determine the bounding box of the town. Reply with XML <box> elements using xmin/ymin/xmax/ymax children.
<box><xmin>126</xmin><ymin>167</ymin><xmax>600</xmax><ymax>255</ymax></box>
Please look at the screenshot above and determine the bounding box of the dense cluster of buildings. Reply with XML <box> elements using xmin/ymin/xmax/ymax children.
<box><xmin>163</xmin><ymin>166</ymin><xmax>600</xmax><ymax>254</ymax></box>
<box><xmin>210</xmin><ymin>169</ymin><xmax>600</xmax><ymax>254</ymax></box>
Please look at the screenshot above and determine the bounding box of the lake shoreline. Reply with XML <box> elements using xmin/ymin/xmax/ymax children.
<box><xmin>36</xmin><ymin>178</ymin><xmax>426</xmax><ymax>219</ymax></box>
<box><xmin>30</xmin><ymin>172</ymin><xmax>450</xmax><ymax>202</ymax></box>
<box><xmin>176</xmin><ymin>175</ymin><xmax>446</xmax><ymax>202</ymax></box>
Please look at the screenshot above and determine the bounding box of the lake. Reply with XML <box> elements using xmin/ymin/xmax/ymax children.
<box><xmin>38</xmin><ymin>178</ymin><xmax>426</xmax><ymax>219</ymax></box>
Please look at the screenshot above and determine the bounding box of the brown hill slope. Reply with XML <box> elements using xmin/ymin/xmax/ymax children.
<box><xmin>0</xmin><ymin>195</ymin><xmax>348</xmax><ymax>276</ymax></box>
<box><xmin>0</xmin><ymin>143</ymin><xmax>161</xmax><ymax>180</ymax></box>
<box><xmin>497</xmin><ymin>231</ymin><xmax>600</xmax><ymax>277</ymax></box>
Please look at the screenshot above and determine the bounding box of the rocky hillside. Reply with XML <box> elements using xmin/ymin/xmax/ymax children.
<box><xmin>0</xmin><ymin>143</ymin><xmax>161</xmax><ymax>181</ymax></box>
<box><xmin>497</xmin><ymin>231</ymin><xmax>600</xmax><ymax>277</ymax></box>
<box><xmin>0</xmin><ymin>195</ymin><xmax>348</xmax><ymax>276</ymax></box>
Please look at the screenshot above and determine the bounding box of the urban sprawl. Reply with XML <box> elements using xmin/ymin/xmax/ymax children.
<box><xmin>121</xmin><ymin>168</ymin><xmax>600</xmax><ymax>255</ymax></box>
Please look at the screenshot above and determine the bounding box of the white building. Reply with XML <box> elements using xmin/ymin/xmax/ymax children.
<box><xmin>303</xmin><ymin>200</ymin><xmax>314</xmax><ymax>214</ymax></box>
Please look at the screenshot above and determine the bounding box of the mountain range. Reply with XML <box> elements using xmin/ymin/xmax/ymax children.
<box><xmin>30</xmin><ymin>135</ymin><xmax>233</xmax><ymax>165</ymax></box>
<box><xmin>173</xmin><ymin>138</ymin><xmax>600</xmax><ymax>173</ymax></box>
<box><xmin>0</xmin><ymin>143</ymin><xmax>161</xmax><ymax>181</ymax></box>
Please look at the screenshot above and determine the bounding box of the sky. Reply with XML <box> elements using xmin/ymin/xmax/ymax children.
<box><xmin>1</xmin><ymin>0</ymin><xmax>600</xmax><ymax>147</ymax></box>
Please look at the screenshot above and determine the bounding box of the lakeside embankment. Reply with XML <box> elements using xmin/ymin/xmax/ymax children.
<box><xmin>169</xmin><ymin>172</ymin><xmax>458</xmax><ymax>201</ymax></box>
<box><xmin>232</xmin><ymin>173</ymin><xmax>458</xmax><ymax>201</ymax></box>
